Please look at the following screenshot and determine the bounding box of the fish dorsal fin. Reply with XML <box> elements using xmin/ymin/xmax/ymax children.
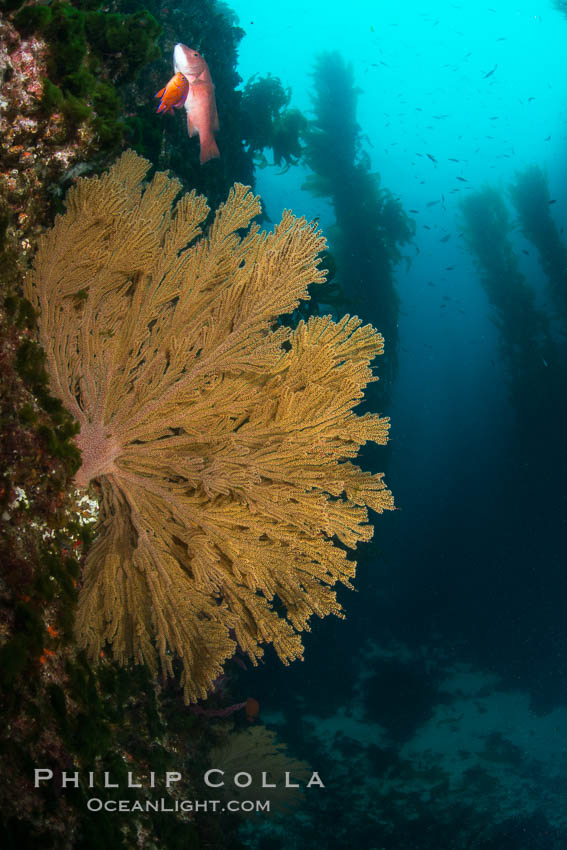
<box><xmin>212</xmin><ymin>95</ymin><xmax>219</xmax><ymax>132</ymax></box>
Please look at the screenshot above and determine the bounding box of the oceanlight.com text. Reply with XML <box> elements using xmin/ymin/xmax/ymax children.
<box><xmin>86</xmin><ymin>797</ymin><xmax>271</xmax><ymax>814</ymax></box>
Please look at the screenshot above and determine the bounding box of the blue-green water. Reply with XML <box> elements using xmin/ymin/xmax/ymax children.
<box><xmin>228</xmin><ymin>2</ymin><xmax>567</xmax><ymax>847</ymax></box>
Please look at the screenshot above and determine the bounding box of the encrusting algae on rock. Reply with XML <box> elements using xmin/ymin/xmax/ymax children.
<box><xmin>24</xmin><ymin>150</ymin><xmax>394</xmax><ymax>702</ymax></box>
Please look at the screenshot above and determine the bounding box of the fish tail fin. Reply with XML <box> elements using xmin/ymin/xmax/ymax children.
<box><xmin>155</xmin><ymin>87</ymin><xmax>169</xmax><ymax>114</ymax></box>
<box><xmin>199</xmin><ymin>136</ymin><xmax>220</xmax><ymax>164</ymax></box>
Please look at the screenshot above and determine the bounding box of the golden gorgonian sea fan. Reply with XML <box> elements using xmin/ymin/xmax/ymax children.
<box><xmin>25</xmin><ymin>150</ymin><xmax>394</xmax><ymax>702</ymax></box>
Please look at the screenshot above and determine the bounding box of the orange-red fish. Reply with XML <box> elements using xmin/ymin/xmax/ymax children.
<box><xmin>173</xmin><ymin>43</ymin><xmax>220</xmax><ymax>163</ymax></box>
<box><xmin>245</xmin><ymin>696</ymin><xmax>260</xmax><ymax>723</ymax></box>
<box><xmin>154</xmin><ymin>71</ymin><xmax>189</xmax><ymax>114</ymax></box>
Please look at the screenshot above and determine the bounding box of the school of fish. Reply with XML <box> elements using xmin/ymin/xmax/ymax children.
<box><xmin>155</xmin><ymin>43</ymin><xmax>220</xmax><ymax>164</ymax></box>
